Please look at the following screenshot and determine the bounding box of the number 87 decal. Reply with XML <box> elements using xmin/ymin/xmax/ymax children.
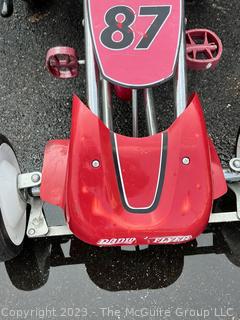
<box><xmin>100</xmin><ymin>5</ymin><xmax>171</xmax><ymax>51</ymax></box>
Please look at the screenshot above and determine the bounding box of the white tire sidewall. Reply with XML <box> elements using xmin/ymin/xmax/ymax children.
<box><xmin>0</xmin><ymin>143</ymin><xmax>26</xmax><ymax>246</ymax></box>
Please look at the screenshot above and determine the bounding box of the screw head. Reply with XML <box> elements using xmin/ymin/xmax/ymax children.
<box><xmin>28</xmin><ymin>228</ymin><xmax>35</xmax><ymax>236</ymax></box>
<box><xmin>31</xmin><ymin>173</ymin><xmax>41</xmax><ymax>183</ymax></box>
<box><xmin>182</xmin><ymin>157</ymin><xmax>190</xmax><ymax>165</ymax></box>
<box><xmin>229</xmin><ymin>158</ymin><xmax>240</xmax><ymax>172</ymax></box>
<box><xmin>233</xmin><ymin>159</ymin><xmax>240</xmax><ymax>169</ymax></box>
<box><xmin>206</xmin><ymin>62</ymin><xmax>212</xmax><ymax>70</ymax></box>
<box><xmin>92</xmin><ymin>160</ymin><xmax>100</xmax><ymax>168</ymax></box>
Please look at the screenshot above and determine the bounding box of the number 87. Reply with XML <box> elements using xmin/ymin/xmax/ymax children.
<box><xmin>100</xmin><ymin>5</ymin><xmax>171</xmax><ymax>51</ymax></box>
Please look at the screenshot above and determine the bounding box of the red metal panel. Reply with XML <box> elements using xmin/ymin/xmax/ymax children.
<box><xmin>63</xmin><ymin>94</ymin><xmax>227</xmax><ymax>246</ymax></box>
<box><xmin>40</xmin><ymin>140</ymin><xmax>69</xmax><ymax>208</ymax></box>
<box><xmin>208</xmin><ymin>138</ymin><xmax>227</xmax><ymax>199</ymax></box>
<box><xmin>88</xmin><ymin>0</ymin><xmax>182</xmax><ymax>87</ymax></box>
<box><xmin>115</xmin><ymin>134</ymin><xmax>163</xmax><ymax>208</ymax></box>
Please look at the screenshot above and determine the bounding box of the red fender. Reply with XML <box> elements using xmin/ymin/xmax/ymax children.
<box><xmin>40</xmin><ymin>94</ymin><xmax>227</xmax><ymax>246</ymax></box>
<box><xmin>41</xmin><ymin>140</ymin><xmax>69</xmax><ymax>208</ymax></box>
<box><xmin>209</xmin><ymin>138</ymin><xmax>227</xmax><ymax>200</ymax></box>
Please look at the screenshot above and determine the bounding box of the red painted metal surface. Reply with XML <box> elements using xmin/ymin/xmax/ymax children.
<box><xmin>208</xmin><ymin>138</ymin><xmax>227</xmax><ymax>199</ymax></box>
<box><xmin>40</xmin><ymin>95</ymin><xmax>227</xmax><ymax>246</ymax></box>
<box><xmin>46</xmin><ymin>47</ymin><xmax>79</xmax><ymax>79</ymax></box>
<box><xmin>50</xmin><ymin>94</ymin><xmax>226</xmax><ymax>246</ymax></box>
<box><xmin>114</xmin><ymin>85</ymin><xmax>132</xmax><ymax>101</ymax></box>
<box><xmin>88</xmin><ymin>0</ymin><xmax>182</xmax><ymax>87</ymax></box>
<box><xmin>40</xmin><ymin>140</ymin><xmax>69</xmax><ymax>208</ymax></box>
<box><xmin>186</xmin><ymin>29</ymin><xmax>223</xmax><ymax>71</ymax></box>
<box><xmin>115</xmin><ymin>134</ymin><xmax>162</xmax><ymax>208</ymax></box>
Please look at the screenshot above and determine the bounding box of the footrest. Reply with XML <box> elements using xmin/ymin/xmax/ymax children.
<box><xmin>186</xmin><ymin>29</ymin><xmax>223</xmax><ymax>71</ymax></box>
<box><xmin>46</xmin><ymin>47</ymin><xmax>79</xmax><ymax>79</ymax></box>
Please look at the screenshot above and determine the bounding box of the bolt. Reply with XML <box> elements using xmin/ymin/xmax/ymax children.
<box><xmin>30</xmin><ymin>186</ymin><xmax>40</xmax><ymax>197</ymax></box>
<box><xmin>182</xmin><ymin>157</ymin><xmax>190</xmax><ymax>165</ymax></box>
<box><xmin>233</xmin><ymin>159</ymin><xmax>240</xmax><ymax>169</ymax></box>
<box><xmin>28</xmin><ymin>228</ymin><xmax>35</xmax><ymax>236</ymax></box>
<box><xmin>92</xmin><ymin>160</ymin><xmax>100</xmax><ymax>168</ymax></box>
<box><xmin>206</xmin><ymin>63</ymin><xmax>212</xmax><ymax>70</ymax></box>
<box><xmin>31</xmin><ymin>173</ymin><xmax>41</xmax><ymax>183</ymax></box>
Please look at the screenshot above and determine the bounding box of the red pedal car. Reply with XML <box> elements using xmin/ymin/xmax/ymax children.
<box><xmin>0</xmin><ymin>0</ymin><xmax>240</xmax><ymax>262</ymax></box>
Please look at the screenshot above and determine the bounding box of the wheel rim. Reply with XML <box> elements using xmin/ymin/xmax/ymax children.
<box><xmin>0</xmin><ymin>143</ymin><xmax>26</xmax><ymax>246</ymax></box>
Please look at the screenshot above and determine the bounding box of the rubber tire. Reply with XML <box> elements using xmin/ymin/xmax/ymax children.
<box><xmin>220</xmin><ymin>129</ymin><xmax>240</xmax><ymax>267</ymax></box>
<box><xmin>0</xmin><ymin>135</ymin><xmax>25</xmax><ymax>262</ymax></box>
<box><xmin>221</xmin><ymin>223</ymin><xmax>240</xmax><ymax>267</ymax></box>
<box><xmin>5</xmin><ymin>239</ymin><xmax>50</xmax><ymax>291</ymax></box>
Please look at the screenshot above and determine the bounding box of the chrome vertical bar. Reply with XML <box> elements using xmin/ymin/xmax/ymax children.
<box><xmin>174</xmin><ymin>11</ymin><xmax>187</xmax><ymax>118</ymax></box>
<box><xmin>84</xmin><ymin>0</ymin><xmax>100</xmax><ymax>116</ymax></box>
<box><xmin>144</xmin><ymin>88</ymin><xmax>157</xmax><ymax>135</ymax></box>
<box><xmin>132</xmin><ymin>89</ymin><xmax>138</xmax><ymax>137</ymax></box>
<box><xmin>102</xmin><ymin>79</ymin><xmax>113</xmax><ymax>129</ymax></box>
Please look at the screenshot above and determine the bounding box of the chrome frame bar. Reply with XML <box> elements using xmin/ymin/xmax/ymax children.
<box><xmin>144</xmin><ymin>88</ymin><xmax>157</xmax><ymax>135</ymax></box>
<box><xmin>132</xmin><ymin>89</ymin><xmax>138</xmax><ymax>137</ymax></box>
<box><xmin>173</xmin><ymin>10</ymin><xmax>187</xmax><ymax>118</ymax></box>
<box><xmin>27</xmin><ymin>211</ymin><xmax>240</xmax><ymax>238</ymax></box>
<box><xmin>209</xmin><ymin>212</ymin><xmax>240</xmax><ymax>224</ymax></box>
<box><xmin>102</xmin><ymin>79</ymin><xmax>113</xmax><ymax>129</ymax></box>
<box><xmin>224</xmin><ymin>170</ymin><xmax>240</xmax><ymax>183</ymax></box>
<box><xmin>25</xmin><ymin>176</ymin><xmax>240</xmax><ymax>238</ymax></box>
<box><xmin>84</xmin><ymin>0</ymin><xmax>100</xmax><ymax>117</ymax></box>
<box><xmin>27</xmin><ymin>212</ymin><xmax>240</xmax><ymax>238</ymax></box>
<box><xmin>237</xmin><ymin>134</ymin><xmax>240</xmax><ymax>158</ymax></box>
<box><xmin>45</xmin><ymin>226</ymin><xmax>73</xmax><ymax>237</ymax></box>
